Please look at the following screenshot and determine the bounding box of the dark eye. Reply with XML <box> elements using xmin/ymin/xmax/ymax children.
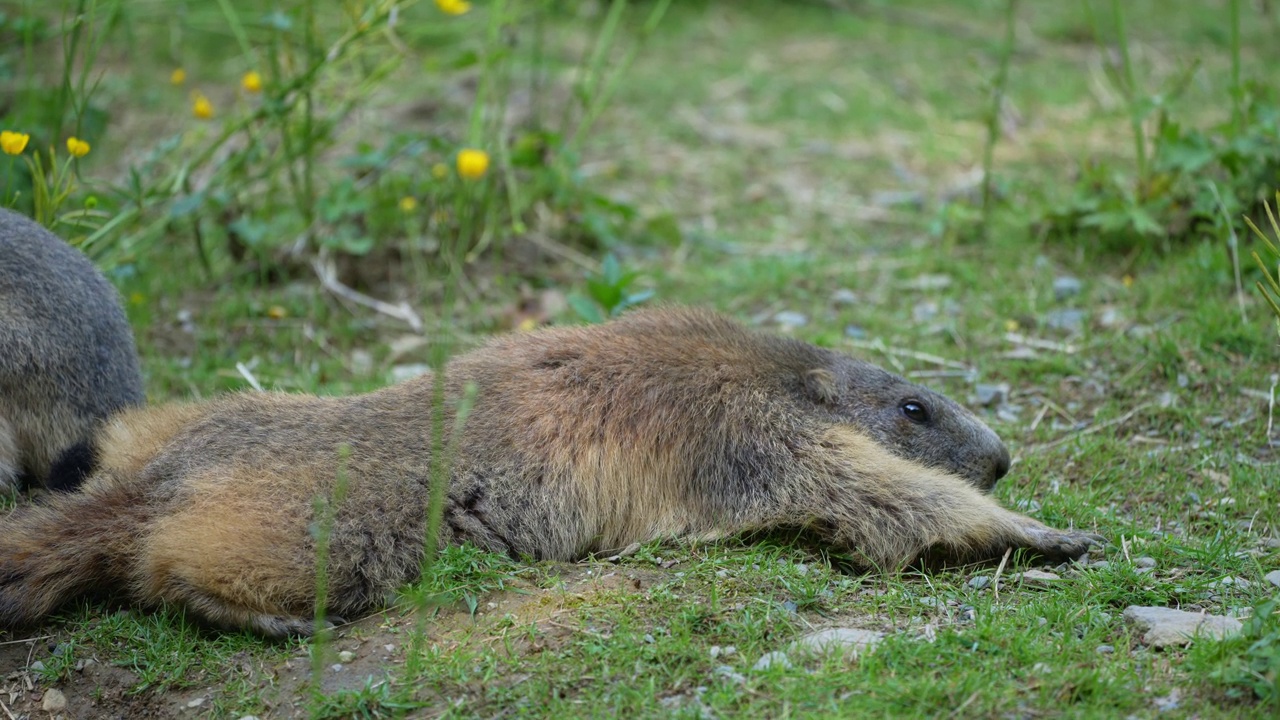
<box><xmin>900</xmin><ymin>400</ymin><xmax>930</xmax><ymax>424</ymax></box>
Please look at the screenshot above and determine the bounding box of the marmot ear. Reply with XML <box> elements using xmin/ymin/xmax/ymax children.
<box><xmin>803</xmin><ymin>368</ymin><xmax>839</xmax><ymax>404</ymax></box>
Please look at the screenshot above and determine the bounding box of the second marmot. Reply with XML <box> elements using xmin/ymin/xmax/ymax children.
<box><xmin>0</xmin><ymin>307</ymin><xmax>1101</xmax><ymax>636</ymax></box>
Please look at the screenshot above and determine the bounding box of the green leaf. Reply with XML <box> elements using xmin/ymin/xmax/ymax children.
<box><xmin>568</xmin><ymin>293</ymin><xmax>605</xmax><ymax>324</ymax></box>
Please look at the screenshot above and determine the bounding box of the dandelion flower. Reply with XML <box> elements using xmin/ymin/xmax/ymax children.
<box><xmin>1122</xmin><ymin>274</ymin><xmax>1134</xmax><ymax>288</ymax></box>
<box><xmin>1003</xmin><ymin>319</ymin><xmax>1019</xmax><ymax>333</ymax></box>
<box><xmin>431</xmin><ymin>162</ymin><xmax>449</xmax><ymax>179</ymax></box>
<box><xmin>435</xmin><ymin>0</ymin><xmax>471</xmax><ymax>15</ymax></box>
<box><xmin>170</xmin><ymin>68</ymin><xmax>187</xmax><ymax>86</ymax></box>
<box><xmin>399</xmin><ymin>196</ymin><xmax>418</xmax><ymax>212</ymax></box>
<box><xmin>266</xmin><ymin>305</ymin><xmax>288</xmax><ymax>319</ymax></box>
<box><xmin>129</xmin><ymin>292</ymin><xmax>145</xmax><ymax>306</ymax></box>
<box><xmin>241</xmin><ymin>71</ymin><xmax>263</xmax><ymax>93</ymax></box>
<box><xmin>0</xmin><ymin>130</ymin><xmax>29</xmax><ymax>155</ymax></box>
<box><xmin>192</xmin><ymin>93</ymin><xmax>214</xmax><ymax>119</ymax></box>
<box><xmin>66</xmin><ymin>137</ymin><xmax>91</xmax><ymax>158</ymax></box>
<box><xmin>456</xmin><ymin>149</ymin><xmax>489</xmax><ymax>180</ymax></box>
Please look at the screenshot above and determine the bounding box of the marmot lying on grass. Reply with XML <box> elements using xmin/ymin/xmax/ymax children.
<box><xmin>0</xmin><ymin>208</ymin><xmax>145</xmax><ymax>493</ymax></box>
<box><xmin>0</xmin><ymin>308</ymin><xmax>1101</xmax><ymax>637</ymax></box>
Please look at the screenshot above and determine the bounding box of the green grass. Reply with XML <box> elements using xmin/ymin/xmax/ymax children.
<box><xmin>2</xmin><ymin>0</ymin><xmax>1279</xmax><ymax>717</ymax></box>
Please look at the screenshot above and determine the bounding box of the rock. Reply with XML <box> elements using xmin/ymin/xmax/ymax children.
<box><xmin>1133</xmin><ymin>556</ymin><xmax>1157</xmax><ymax>569</ymax></box>
<box><xmin>29</xmin><ymin>660</ymin><xmax>45</xmax><ymax>672</ymax></box>
<box><xmin>390</xmin><ymin>364</ymin><xmax>430</xmax><ymax>382</ymax></box>
<box><xmin>1096</xmin><ymin>644</ymin><xmax>1114</xmax><ymax>654</ymax></box>
<box><xmin>1123</xmin><ymin>606</ymin><xmax>1243</xmax><ymax>647</ymax></box>
<box><xmin>844</xmin><ymin>325</ymin><xmax>867</xmax><ymax>339</ymax></box>
<box><xmin>974</xmin><ymin>383</ymin><xmax>1010</xmax><ymax>407</ymax></box>
<box><xmin>781</xmin><ymin>600</ymin><xmax>798</xmax><ymax>613</ymax></box>
<box><xmin>1014</xmin><ymin>569</ymin><xmax>1061</xmax><ymax>586</ymax></box>
<box><xmin>901</xmin><ymin>274</ymin><xmax>952</xmax><ymax>291</ymax></box>
<box><xmin>968</xmin><ymin>576</ymin><xmax>993</xmax><ymax>590</ymax></box>
<box><xmin>1265</xmin><ymin>570</ymin><xmax>1280</xmax><ymax>588</ymax></box>
<box><xmin>187</xmin><ymin>697</ymin><xmax>206</xmax><ymax>708</ymax></box>
<box><xmin>1052</xmin><ymin>276</ymin><xmax>1082</xmax><ymax>300</ymax></box>
<box><xmin>42</xmin><ymin>688</ymin><xmax>68</xmax><ymax>712</ymax></box>
<box><xmin>337</xmin><ymin>650</ymin><xmax>356</xmax><ymax>663</ymax></box>
<box><xmin>709</xmin><ymin>645</ymin><xmax>736</xmax><ymax>660</ymax></box>
<box><xmin>1090</xmin><ymin>561</ymin><xmax>1111</xmax><ymax>570</ymax></box>
<box><xmin>1213</xmin><ymin>576</ymin><xmax>1251</xmax><ymax>590</ymax></box>
<box><xmin>773</xmin><ymin>311</ymin><xmax>808</xmax><ymax>329</ymax></box>
<box><xmin>831</xmin><ymin>288</ymin><xmax>858</xmax><ymax>306</ymax></box>
<box><xmin>330</xmin><ymin>663</ymin><xmax>344</xmax><ymax>673</ymax></box>
<box><xmin>912</xmin><ymin>300</ymin><xmax>939</xmax><ymax>322</ymax></box>
<box><xmin>790</xmin><ymin>628</ymin><xmax>885</xmax><ymax>659</ymax></box>
<box><xmin>1044</xmin><ymin>308</ymin><xmax>1086</xmax><ymax>333</ymax></box>
<box><xmin>1098</xmin><ymin>307</ymin><xmax>1125</xmax><ymax>329</ymax></box>
<box><xmin>752</xmin><ymin>651</ymin><xmax>792</xmax><ymax>671</ymax></box>
<box><xmin>713</xmin><ymin>665</ymin><xmax>746</xmax><ymax>684</ymax></box>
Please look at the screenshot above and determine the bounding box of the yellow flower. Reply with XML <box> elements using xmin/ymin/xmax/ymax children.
<box><xmin>241</xmin><ymin>71</ymin><xmax>263</xmax><ymax>93</ymax></box>
<box><xmin>129</xmin><ymin>292</ymin><xmax>145</xmax><ymax>306</ymax></box>
<box><xmin>431</xmin><ymin>162</ymin><xmax>449</xmax><ymax>179</ymax></box>
<box><xmin>1122</xmin><ymin>274</ymin><xmax>1134</xmax><ymax>288</ymax></box>
<box><xmin>266</xmin><ymin>305</ymin><xmax>288</xmax><ymax>319</ymax></box>
<box><xmin>456</xmin><ymin>148</ymin><xmax>489</xmax><ymax>180</ymax></box>
<box><xmin>66</xmin><ymin>137</ymin><xmax>91</xmax><ymax>158</ymax></box>
<box><xmin>170</xmin><ymin>68</ymin><xmax>187</xmax><ymax>86</ymax></box>
<box><xmin>1003</xmin><ymin>319</ymin><xmax>1019</xmax><ymax>333</ymax></box>
<box><xmin>0</xmin><ymin>130</ymin><xmax>29</xmax><ymax>155</ymax></box>
<box><xmin>192</xmin><ymin>93</ymin><xmax>214</xmax><ymax>119</ymax></box>
<box><xmin>399</xmin><ymin>196</ymin><xmax>418</xmax><ymax>212</ymax></box>
<box><xmin>435</xmin><ymin>0</ymin><xmax>471</xmax><ymax>15</ymax></box>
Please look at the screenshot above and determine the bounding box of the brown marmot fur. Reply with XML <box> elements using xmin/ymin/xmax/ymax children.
<box><xmin>0</xmin><ymin>308</ymin><xmax>1101</xmax><ymax>637</ymax></box>
<box><xmin>0</xmin><ymin>208</ymin><xmax>145</xmax><ymax>492</ymax></box>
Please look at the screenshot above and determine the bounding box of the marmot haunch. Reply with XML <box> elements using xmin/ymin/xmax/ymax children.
<box><xmin>0</xmin><ymin>308</ymin><xmax>1101</xmax><ymax>637</ymax></box>
<box><xmin>0</xmin><ymin>208</ymin><xmax>145</xmax><ymax>493</ymax></box>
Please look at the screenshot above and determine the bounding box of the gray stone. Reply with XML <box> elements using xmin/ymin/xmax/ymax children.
<box><xmin>1265</xmin><ymin>570</ymin><xmax>1280</xmax><ymax>588</ymax></box>
<box><xmin>1053</xmin><ymin>276</ymin><xmax>1083</xmax><ymax>300</ymax></box>
<box><xmin>831</xmin><ymin>288</ymin><xmax>858</xmax><ymax>306</ymax></box>
<box><xmin>1044</xmin><ymin>308</ymin><xmax>1087</xmax><ymax>332</ymax></box>
<box><xmin>1133</xmin><ymin>556</ymin><xmax>1157</xmax><ymax>569</ymax></box>
<box><xmin>1123</xmin><ymin>606</ymin><xmax>1242</xmax><ymax>647</ymax></box>
<box><xmin>1014</xmin><ymin>569</ymin><xmax>1062</xmax><ymax>586</ymax></box>
<box><xmin>774</xmin><ymin>311</ymin><xmax>808</xmax><ymax>329</ymax></box>
<box><xmin>790</xmin><ymin>628</ymin><xmax>885</xmax><ymax>659</ymax></box>
<box><xmin>752</xmin><ymin>651</ymin><xmax>792</xmax><ymax>671</ymax></box>
<box><xmin>1095</xmin><ymin>644</ymin><xmax>1115</xmax><ymax>654</ymax></box>
<box><xmin>713</xmin><ymin>665</ymin><xmax>746</xmax><ymax>684</ymax></box>
<box><xmin>42</xmin><ymin>689</ymin><xmax>67</xmax><ymax>712</ymax></box>
<box><xmin>844</xmin><ymin>325</ymin><xmax>867</xmax><ymax>339</ymax></box>
<box><xmin>337</xmin><ymin>650</ymin><xmax>356</xmax><ymax>663</ymax></box>
<box><xmin>968</xmin><ymin>576</ymin><xmax>993</xmax><ymax>590</ymax></box>
<box><xmin>974</xmin><ymin>383</ymin><xmax>1009</xmax><ymax>407</ymax></box>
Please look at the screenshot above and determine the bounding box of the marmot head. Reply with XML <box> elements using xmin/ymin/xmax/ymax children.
<box><xmin>801</xmin><ymin>358</ymin><xmax>1011</xmax><ymax>491</ymax></box>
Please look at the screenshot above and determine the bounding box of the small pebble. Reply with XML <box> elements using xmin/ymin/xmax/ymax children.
<box><xmin>794</xmin><ymin>563</ymin><xmax>809</xmax><ymax>576</ymax></box>
<box><xmin>709</xmin><ymin>645</ymin><xmax>737</xmax><ymax>660</ymax></box>
<box><xmin>337</xmin><ymin>650</ymin><xmax>356</xmax><ymax>663</ymax></box>
<box><xmin>29</xmin><ymin>660</ymin><xmax>45</xmax><ymax>672</ymax></box>
<box><xmin>384</xmin><ymin>644</ymin><xmax>396</xmax><ymax>653</ymax></box>
<box><xmin>1044</xmin><ymin>308</ymin><xmax>1086</xmax><ymax>333</ymax></box>
<box><xmin>844</xmin><ymin>325</ymin><xmax>867</xmax><ymax>339</ymax></box>
<box><xmin>1096</xmin><ymin>644</ymin><xmax>1115</xmax><ymax>654</ymax></box>
<box><xmin>643</xmin><ymin>634</ymin><xmax>655</xmax><ymax>644</ymax></box>
<box><xmin>42</xmin><ymin>688</ymin><xmax>67</xmax><ymax>712</ymax></box>
<box><xmin>330</xmin><ymin>664</ymin><xmax>344</xmax><ymax>673</ymax></box>
<box><xmin>187</xmin><ymin>697</ymin><xmax>206</xmax><ymax>709</ymax></box>
<box><xmin>1133</xmin><ymin>556</ymin><xmax>1157</xmax><ymax>569</ymax></box>
<box><xmin>831</xmin><ymin>288</ymin><xmax>858</xmax><ymax>305</ymax></box>
<box><xmin>1090</xmin><ymin>561</ymin><xmax>1111</xmax><ymax>570</ymax></box>
<box><xmin>974</xmin><ymin>383</ymin><xmax>1009</xmax><ymax>407</ymax></box>
<box><xmin>1052</xmin><ymin>276</ymin><xmax>1082</xmax><ymax>300</ymax></box>
<box><xmin>752</xmin><ymin>651</ymin><xmax>792</xmax><ymax>671</ymax></box>
<box><xmin>781</xmin><ymin>600</ymin><xmax>798</xmax><ymax>613</ymax></box>
<box><xmin>713</xmin><ymin>665</ymin><xmax>746</xmax><ymax>684</ymax></box>
<box><xmin>968</xmin><ymin>576</ymin><xmax>993</xmax><ymax>590</ymax></box>
<box><xmin>774</xmin><ymin>311</ymin><xmax>808</xmax><ymax>329</ymax></box>
<box><xmin>1265</xmin><ymin>570</ymin><xmax>1280</xmax><ymax>588</ymax></box>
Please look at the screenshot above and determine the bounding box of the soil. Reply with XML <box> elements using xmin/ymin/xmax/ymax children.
<box><xmin>0</xmin><ymin>565</ymin><xmax>666</xmax><ymax>719</ymax></box>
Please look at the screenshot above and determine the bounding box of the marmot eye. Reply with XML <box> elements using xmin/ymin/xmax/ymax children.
<box><xmin>900</xmin><ymin>400</ymin><xmax>930</xmax><ymax>424</ymax></box>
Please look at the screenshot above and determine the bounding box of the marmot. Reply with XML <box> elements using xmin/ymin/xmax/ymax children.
<box><xmin>0</xmin><ymin>308</ymin><xmax>1101</xmax><ymax>637</ymax></box>
<box><xmin>0</xmin><ymin>208</ymin><xmax>145</xmax><ymax>492</ymax></box>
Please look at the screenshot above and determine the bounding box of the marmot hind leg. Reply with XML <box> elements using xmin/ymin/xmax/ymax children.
<box><xmin>134</xmin><ymin>469</ymin><xmax>325</xmax><ymax>638</ymax></box>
